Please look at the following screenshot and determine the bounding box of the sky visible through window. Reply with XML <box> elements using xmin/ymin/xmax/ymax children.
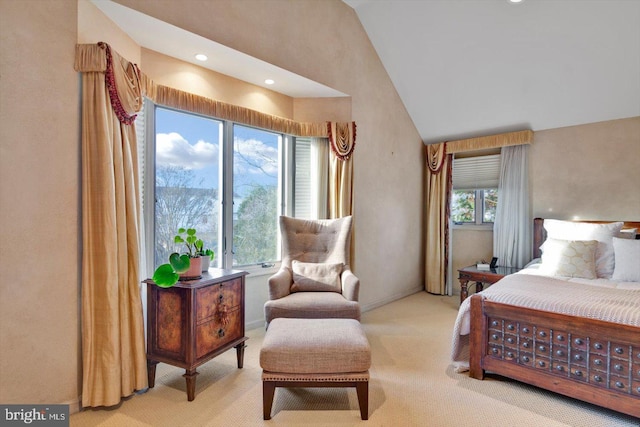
<box><xmin>155</xmin><ymin>107</ymin><xmax>279</xmax><ymax>196</ymax></box>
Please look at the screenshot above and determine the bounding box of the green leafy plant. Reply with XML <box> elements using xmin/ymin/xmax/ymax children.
<box><xmin>194</xmin><ymin>239</ymin><xmax>215</xmax><ymax>261</ymax></box>
<box><xmin>152</xmin><ymin>227</ymin><xmax>202</xmax><ymax>288</ymax></box>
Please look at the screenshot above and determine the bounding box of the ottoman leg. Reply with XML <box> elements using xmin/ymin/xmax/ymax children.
<box><xmin>356</xmin><ymin>381</ymin><xmax>369</xmax><ymax>420</ymax></box>
<box><xmin>263</xmin><ymin>381</ymin><xmax>276</xmax><ymax>420</ymax></box>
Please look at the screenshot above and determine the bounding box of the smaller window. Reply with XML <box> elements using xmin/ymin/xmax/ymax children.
<box><xmin>451</xmin><ymin>154</ymin><xmax>500</xmax><ymax>226</ymax></box>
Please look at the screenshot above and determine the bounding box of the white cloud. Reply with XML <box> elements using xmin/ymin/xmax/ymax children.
<box><xmin>156</xmin><ymin>132</ymin><xmax>218</xmax><ymax>169</ymax></box>
<box><xmin>234</xmin><ymin>138</ymin><xmax>278</xmax><ymax>176</ymax></box>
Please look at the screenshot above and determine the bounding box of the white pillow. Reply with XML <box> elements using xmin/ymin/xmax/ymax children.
<box><xmin>612</xmin><ymin>237</ymin><xmax>640</xmax><ymax>282</ymax></box>
<box><xmin>291</xmin><ymin>260</ymin><xmax>343</xmax><ymax>292</ymax></box>
<box><xmin>543</xmin><ymin>219</ymin><xmax>624</xmax><ymax>279</ymax></box>
<box><xmin>539</xmin><ymin>238</ymin><xmax>598</xmax><ymax>279</ymax></box>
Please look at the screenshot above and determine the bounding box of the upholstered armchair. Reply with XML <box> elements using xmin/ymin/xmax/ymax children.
<box><xmin>264</xmin><ymin>215</ymin><xmax>361</xmax><ymax>325</ymax></box>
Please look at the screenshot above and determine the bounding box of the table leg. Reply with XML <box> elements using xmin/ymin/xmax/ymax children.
<box><xmin>235</xmin><ymin>343</ymin><xmax>246</xmax><ymax>369</ymax></box>
<box><xmin>183</xmin><ymin>368</ymin><xmax>199</xmax><ymax>401</ymax></box>
<box><xmin>476</xmin><ymin>281</ymin><xmax>484</xmax><ymax>292</ymax></box>
<box><xmin>459</xmin><ymin>279</ymin><xmax>469</xmax><ymax>304</ymax></box>
<box><xmin>147</xmin><ymin>359</ymin><xmax>158</xmax><ymax>388</ymax></box>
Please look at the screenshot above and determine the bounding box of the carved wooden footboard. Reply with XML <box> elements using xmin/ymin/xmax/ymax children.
<box><xmin>469</xmin><ymin>294</ymin><xmax>640</xmax><ymax>418</ymax></box>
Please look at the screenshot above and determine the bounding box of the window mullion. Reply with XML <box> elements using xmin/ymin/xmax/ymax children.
<box><xmin>222</xmin><ymin>121</ymin><xmax>234</xmax><ymax>269</ymax></box>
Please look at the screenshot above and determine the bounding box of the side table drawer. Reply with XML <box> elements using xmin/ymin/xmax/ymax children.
<box><xmin>197</xmin><ymin>278</ymin><xmax>242</xmax><ymax>321</ymax></box>
<box><xmin>196</xmin><ymin>307</ymin><xmax>242</xmax><ymax>359</ymax></box>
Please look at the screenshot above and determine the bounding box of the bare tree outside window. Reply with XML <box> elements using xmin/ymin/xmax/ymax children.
<box><xmin>155</xmin><ymin>166</ymin><xmax>218</xmax><ymax>266</ymax></box>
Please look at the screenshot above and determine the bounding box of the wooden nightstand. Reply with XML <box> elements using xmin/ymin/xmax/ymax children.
<box><xmin>458</xmin><ymin>265</ymin><xmax>521</xmax><ymax>304</ymax></box>
<box><xmin>145</xmin><ymin>268</ymin><xmax>248</xmax><ymax>401</ymax></box>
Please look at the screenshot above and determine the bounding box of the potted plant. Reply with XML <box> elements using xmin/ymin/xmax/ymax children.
<box><xmin>152</xmin><ymin>227</ymin><xmax>203</xmax><ymax>287</ymax></box>
<box><xmin>195</xmin><ymin>240</ymin><xmax>215</xmax><ymax>272</ymax></box>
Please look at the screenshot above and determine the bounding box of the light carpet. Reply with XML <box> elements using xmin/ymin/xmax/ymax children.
<box><xmin>70</xmin><ymin>292</ymin><xmax>639</xmax><ymax>426</ymax></box>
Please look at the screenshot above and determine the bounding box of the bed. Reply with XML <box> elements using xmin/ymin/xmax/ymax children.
<box><xmin>451</xmin><ymin>218</ymin><xmax>640</xmax><ymax>418</ymax></box>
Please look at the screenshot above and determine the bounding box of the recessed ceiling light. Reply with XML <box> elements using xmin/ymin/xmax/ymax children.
<box><xmin>510</xmin><ymin>0</ymin><xmax>523</xmax><ymax>3</ymax></box>
<box><xmin>265</xmin><ymin>79</ymin><xmax>275</xmax><ymax>85</ymax></box>
<box><xmin>195</xmin><ymin>54</ymin><xmax>208</xmax><ymax>61</ymax></box>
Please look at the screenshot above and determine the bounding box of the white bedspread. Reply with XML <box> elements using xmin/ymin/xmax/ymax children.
<box><xmin>451</xmin><ymin>271</ymin><xmax>640</xmax><ymax>372</ymax></box>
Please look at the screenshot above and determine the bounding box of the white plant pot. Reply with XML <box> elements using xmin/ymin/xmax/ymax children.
<box><xmin>201</xmin><ymin>256</ymin><xmax>211</xmax><ymax>272</ymax></box>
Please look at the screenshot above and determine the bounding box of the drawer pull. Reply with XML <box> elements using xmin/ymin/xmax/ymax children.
<box><xmin>491</xmin><ymin>320</ymin><xmax>499</xmax><ymax>327</ymax></box>
<box><xmin>615</xmin><ymin>381</ymin><xmax>624</xmax><ymax>389</ymax></box>
<box><xmin>615</xmin><ymin>347</ymin><xmax>624</xmax><ymax>355</ymax></box>
<box><xmin>492</xmin><ymin>334</ymin><xmax>499</xmax><ymax>340</ymax></box>
<box><xmin>574</xmin><ymin>354</ymin><xmax>583</xmax><ymax>362</ymax></box>
<box><xmin>594</xmin><ymin>375</ymin><xmax>602</xmax><ymax>382</ymax></box>
<box><xmin>594</xmin><ymin>359</ymin><xmax>603</xmax><ymax>366</ymax></box>
<box><xmin>594</xmin><ymin>343</ymin><xmax>603</xmax><ymax>350</ymax></box>
<box><xmin>556</xmin><ymin>335</ymin><xmax>564</xmax><ymax>341</ymax></box>
<box><xmin>507</xmin><ymin>337</ymin><xmax>514</xmax><ymax>344</ymax></box>
<box><xmin>574</xmin><ymin>338</ymin><xmax>583</xmax><ymax>346</ymax></box>
<box><xmin>522</xmin><ymin>356</ymin><xmax>530</xmax><ymax>363</ymax></box>
<box><xmin>556</xmin><ymin>350</ymin><xmax>564</xmax><ymax>357</ymax></box>
<box><xmin>538</xmin><ymin>361</ymin><xmax>546</xmax><ymax>367</ymax></box>
<box><xmin>574</xmin><ymin>370</ymin><xmax>583</xmax><ymax>377</ymax></box>
<box><xmin>523</xmin><ymin>342</ymin><xmax>530</xmax><ymax>349</ymax></box>
<box><xmin>522</xmin><ymin>327</ymin><xmax>530</xmax><ymax>333</ymax></box>
<box><xmin>539</xmin><ymin>331</ymin><xmax>547</xmax><ymax>338</ymax></box>
<box><xmin>556</xmin><ymin>365</ymin><xmax>563</xmax><ymax>372</ymax></box>
<box><xmin>507</xmin><ymin>324</ymin><xmax>515</xmax><ymax>331</ymax></box>
<box><xmin>217</xmin><ymin>328</ymin><xmax>225</xmax><ymax>338</ymax></box>
<box><xmin>614</xmin><ymin>364</ymin><xmax>623</xmax><ymax>371</ymax></box>
<box><xmin>506</xmin><ymin>352</ymin><xmax>514</xmax><ymax>358</ymax></box>
<box><xmin>492</xmin><ymin>348</ymin><xmax>499</xmax><ymax>354</ymax></box>
<box><xmin>538</xmin><ymin>345</ymin><xmax>546</xmax><ymax>352</ymax></box>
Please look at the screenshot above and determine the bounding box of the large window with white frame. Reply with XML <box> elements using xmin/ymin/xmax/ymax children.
<box><xmin>147</xmin><ymin>105</ymin><xmax>308</xmax><ymax>270</ymax></box>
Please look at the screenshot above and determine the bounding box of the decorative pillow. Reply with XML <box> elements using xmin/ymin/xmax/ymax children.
<box><xmin>539</xmin><ymin>238</ymin><xmax>598</xmax><ymax>279</ymax></box>
<box><xmin>291</xmin><ymin>261</ymin><xmax>343</xmax><ymax>292</ymax></box>
<box><xmin>611</xmin><ymin>237</ymin><xmax>640</xmax><ymax>282</ymax></box>
<box><xmin>543</xmin><ymin>219</ymin><xmax>624</xmax><ymax>279</ymax></box>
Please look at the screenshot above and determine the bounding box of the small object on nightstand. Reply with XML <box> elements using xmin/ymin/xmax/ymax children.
<box><xmin>476</xmin><ymin>260</ymin><xmax>490</xmax><ymax>270</ymax></box>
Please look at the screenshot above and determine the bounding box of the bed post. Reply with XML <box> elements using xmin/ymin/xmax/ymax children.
<box><xmin>469</xmin><ymin>295</ymin><xmax>486</xmax><ymax>379</ymax></box>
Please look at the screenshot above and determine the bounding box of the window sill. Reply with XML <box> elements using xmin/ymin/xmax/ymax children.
<box><xmin>452</xmin><ymin>224</ymin><xmax>494</xmax><ymax>231</ymax></box>
<box><xmin>236</xmin><ymin>262</ymin><xmax>281</xmax><ymax>278</ymax></box>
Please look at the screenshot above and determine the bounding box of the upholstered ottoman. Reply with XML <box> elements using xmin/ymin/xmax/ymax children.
<box><xmin>260</xmin><ymin>318</ymin><xmax>371</xmax><ymax>420</ymax></box>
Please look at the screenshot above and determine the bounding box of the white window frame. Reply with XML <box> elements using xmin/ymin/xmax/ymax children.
<box><xmin>142</xmin><ymin>102</ymin><xmax>305</xmax><ymax>276</ymax></box>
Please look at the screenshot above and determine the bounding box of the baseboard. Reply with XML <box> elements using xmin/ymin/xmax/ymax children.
<box><xmin>360</xmin><ymin>286</ymin><xmax>424</xmax><ymax>313</ymax></box>
<box><xmin>244</xmin><ymin>286</ymin><xmax>424</xmax><ymax>331</ymax></box>
<box><xmin>246</xmin><ymin>319</ymin><xmax>266</xmax><ymax>331</ymax></box>
<box><xmin>67</xmin><ymin>395</ymin><xmax>82</xmax><ymax>415</ymax></box>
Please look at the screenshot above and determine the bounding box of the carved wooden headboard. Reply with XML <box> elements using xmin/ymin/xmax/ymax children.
<box><xmin>532</xmin><ymin>218</ymin><xmax>640</xmax><ymax>259</ymax></box>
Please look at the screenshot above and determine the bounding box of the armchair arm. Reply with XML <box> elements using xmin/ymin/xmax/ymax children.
<box><xmin>268</xmin><ymin>267</ymin><xmax>292</xmax><ymax>300</ymax></box>
<box><xmin>341</xmin><ymin>266</ymin><xmax>360</xmax><ymax>301</ymax></box>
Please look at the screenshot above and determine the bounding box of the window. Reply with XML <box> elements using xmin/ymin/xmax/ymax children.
<box><xmin>232</xmin><ymin>124</ymin><xmax>282</xmax><ymax>266</ymax></box>
<box><xmin>451</xmin><ymin>154</ymin><xmax>500</xmax><ymax>225</ymax></box>
<box><xmin>148</xmin><ymin>106</ymin><xmax>308</xmax><ymax>270</ymax></box>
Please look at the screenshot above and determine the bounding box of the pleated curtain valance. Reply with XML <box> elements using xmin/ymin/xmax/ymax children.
<box><xmin>74</xmin><ymin>43</ymin><xmax>330</xmax><ymax>137</ymax></box>
<box><xmin>446</xmin><ymin>130</ymin><xmax>533</xmax><ymax>154</ymax></box>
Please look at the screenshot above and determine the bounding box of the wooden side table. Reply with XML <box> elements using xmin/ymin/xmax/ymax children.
<box><xmin>458</xmin><ymin>265</ymin><xmax>521</xmax><ymax>304</ymax></box>
<box><xmin>145</xmin><ymin>268</ymin><xmax>248</xmax><ymax>401</ymax></box>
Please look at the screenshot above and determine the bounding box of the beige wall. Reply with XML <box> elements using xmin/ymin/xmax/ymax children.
<box><xmin>116</xmin><ymin>0</ymin><xmax>426</xmax><ymax>312</ymax></box>
<box><xmin>0</xmin><ymin>0</ymin><xmax>423</xmax><ymax>408</ymax></box>
<box><xmin>0</xmin><ymin>0</ymin><xmax>80</xmax><ymax>407</ymax></box>
<box><xmin>531</xmin><ymin>117</ymin><xmax>640</xmax><ymax>221</ymax></box>
<box><xmin>450</xmin><ymin>116</ymin><xmax>640</xmax><ymax>295</ymax></box>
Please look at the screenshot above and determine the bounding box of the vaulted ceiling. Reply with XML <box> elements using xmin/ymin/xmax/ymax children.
<box><xmin>344</xmin><ymin>0</ymin><xmax>640</xmax><ymax>143</ymax></box>
<box><xmin>95</xmin><ymin>1</ymin><xmax>639</xmax><ymax>144</ymax></box>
